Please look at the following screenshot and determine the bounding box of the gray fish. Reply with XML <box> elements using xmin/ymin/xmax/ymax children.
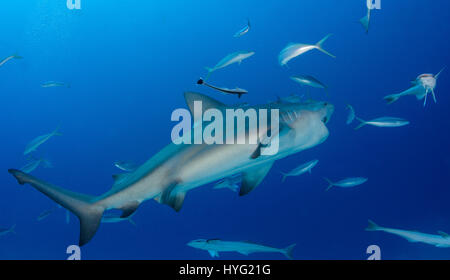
<box><xmin>213</xmin><ymin>174</ymin><xmax>241</xmax><ymax>192</ymax></box>
<box><xmin>290</xmin><ymin>75</ymin><xmax>327</xmax><ymax>90</ymax></box>
<box><xmin>279</xmin><ymin>34</ymin><xmax>335</xmax><ymax>66</ymax></box>
<box><xmin>197</xmin><ymin>78</ymin><xmax>248</xmax><ymax>98</ymax></box>
<box><xmin>20</xmin><ymin>157</ymin><xmax>52</xmax><ymax>173</ymax></box>
<box><xmin>0</xmin><ymin>224</ymin><xmax>16</xmax><ymax>237</ymax></box>
<box><xmin>346</xmin><ymin>104</ymin><xmax>355</xmax><ymax>125</ymax></box>
<box><xmin>0</xmin><ymin>54</ymin><xmax>23</xmax><ymax>67</ymax></box>
<box><xmin>24</xmin><ymin>126</ymin><xmax>62</xmax><ymax>155</ymax></box>
<box><xmin>281</xmin><ymin>159</ymin><xmax>318</xmax><ymax>182</ymax></box>
<box><xmin>114</xmin><ymin>160</ymin><xmax>138</xmax><ymax>172</ymax></box>
<box><xmin>324</xmin><ymin>177</ymin><xmax>368</xmax><ymax>191</ymax></box>
<box><xmin>37</xmin><ymin>209</ymin><xmax>53</xmax><ymax>221</ymax></box>
<box><xmin>359</xmin><ymin>5</ymin><xmax>371</xmax><ymax>33</ymax></box>
<box><xmin>205</xmin><ymin>51</ymin><xmax>255</xmax><ymax>78</ymax></box>
<box><xmin>367</xmin><ymin>220</ymin><xmax>450</xmax><ymax>248</ymax></box>
<box><xmin>101</xmin><ymin>213</ymin><xmax>136</xmax><ymax>226</ymax></box>
<box><xmin>188</xmin><ymin>239</ymin><xmax>296</xmax><ymax>259</ymax></box>
<box><xmin>41</xmin><ymin>81</ymin><xmax>70</xmax><ymax>88</ymax></box>
<box><xmin>355</xmin><ymin>117</ymin><xmax>409</xmax><ymax>130</ymax></box>
<box><xmin>234</xmin><ymin>19</ymin><xmax>251</xmax><ymax>38</ymax></box>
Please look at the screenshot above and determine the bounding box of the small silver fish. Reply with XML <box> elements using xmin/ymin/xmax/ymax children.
<box><xmin>20</xmin><ymin>157</ymin><xmax>52</xmax><ymax>173</ymax></box>
<box><xmin>281</xmin><ymin>159</ymin><xmax>319</xmax><ymax>182</ymax></box>
<box><xmin>205</xmin><ymin>51</ymin><xmax>255</xmax><ymax>78</ymax></box>
<box><xmin>114</xmin><ymin>160</ymin><xmax>138</xmax><ymax>172</ymax></box>
<box><xmin>41</xmin><ymin>81</ymin><xmax>70</xmax><ymax>88</ymax></box>
<box><xmin>0</xmin><ymin>224</ymin><xmax>16</xmax><ymax>237</ymax></box>
<box><xmin>0</xmin><ymin>54</ymin><xmax>23</xmax><ymax>67</ymax></box>
<box><xmin>197</xmin><ymin>78</ymin><xmax>248</xmax><ymax>98</ymax></box>
<box><xmin>213</xmin><ymin>174</ymin><xmax>241</xmax><ymax>192</ymax></box>
<box><xmin>290</xmin><ymin>75</ymin><xmax>327</xmax><ymax>90</ymax></box>
<box><xmin>37</xmin><ymin>209</ymin><xmax>53</xmax><ymax>221</ymax></box>
<box><xmin>234</xmin><ymin>19</ymin><xmax>251</xmax><ymax>38</ymax></box>
<box><xmin>24</xmin><ymin>126</ymin><xmax>62</xmax><ymax>155</ymax></box>
<box><xmin>324</xmin><ymin>177</ymin><xmax>368</xmax><ymax>191</ymax></box>
<box><xmin>355</xmin><ymin>117</ymin><xmax>409</xmax><ymax>130</ymax></box>
<box><xmin>101</xmin><ymin>213</ymin><xmax>136</xmax><ymax>226</ymax></box>
<box><xmin>279</xmin><ymin>34</ymin><xmax>335</xmax><ymax>66</ymax></box>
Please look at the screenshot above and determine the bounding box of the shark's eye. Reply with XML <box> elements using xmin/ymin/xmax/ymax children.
<box><xmin>322</xmin><ymin>116</ymin><xmax>328</xmax><ymax>123</ymax></box>
<box><xmin>324</xmin><ymin>102</ymin><xmax>328</xmax><ymax>106</ymax></box>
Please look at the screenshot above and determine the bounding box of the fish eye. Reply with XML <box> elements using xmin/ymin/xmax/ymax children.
<box><xmin>323</xmin><ymin>102</ymin><xmax>328</xmax><ymax>106</ymax></box>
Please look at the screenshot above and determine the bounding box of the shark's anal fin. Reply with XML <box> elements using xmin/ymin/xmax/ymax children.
<box><xmin>239</xmin><ymin>161</ymin><xmax>275</xmax><ymax>196</ymax></box>
<box><xmin>119</xmin><ymin>200</ymin><xmax>141</xmax><ymax>218</ymax></box>
<box><xmin>160</xmin><ymin>182</ymin><xmax>186</xmax><ymax>212</ymax></box>
<box><xmin>208</xmin><ymin>250</ymin><xmax>219</xmax><ymax>258</ymax></box>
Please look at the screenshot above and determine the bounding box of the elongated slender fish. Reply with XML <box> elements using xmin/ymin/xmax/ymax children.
<box><xmin>324</xmin><ymin>177</ymin><xmax>367</xmax><ymax>191</ymax></box>
<box><xmin>0</xmin><ymin>54</ymin><xmax>23</xmax><ymax>67</ymax></box>
<box><xmin>213</xmin><ymin>174</ymin><xmax>241</xmax><ymax>192</ymax></box>
<box><xmin>279</xmin><ymin>34</ymin><xmax>335</xmax><ymax>66</ymax></box>
<box><xmin>114</xmin><ymin>161</ymin><xmax>138</xmax><ymax>172</ymax></box>
<box><xmin>197</xmin><ymin>78</ymin><xmax>247</xmax><ymax>98</ymax></box>
<box><xmin>188</xmin><ymin>239</ymin><xmax>296</xmax><ymax>259</ymax></box>
<box><xmin>205</xmin><ymin>51</ymin><xmax>255</xmax><ymax>78</ymax></box>
<box><xmin>234</xmin><ymin>19</ymin><xmax>251</xmax><ymax>38</ymax></box>
<box><xmin>276</xmin><ymin>94</ymin><xmax>302</xmax><ymax>104</ymax></box>
<box><xmin>8</xmin><ymin>92</ymin><xmax>334</xmax><ymax>246</ymax></box>
<box><xmin>354</xmin><ymin>117</ymin><xmax>409</xmax><ymax>130</ymax></box>
<box><xmin>41</xmin><ymin>81</ymin><xmax>70</xmax><ymax>88</ymax></box>
<box><xmin>346</xmin><ymin>104</ymin><xmax>355</xmax><ymax>125</ymax></box>
<box><xmin>290</xmin><ymin>75</ymin><xmax>327</xmax><ymax>91</ymax></box>
<box><xmin>0</xmin><ymin>224</ymin><xmax>16</xmax><ymax>237</ymax></box>
<box><xmin>281</xmin><ymin>159</ymin><xmax>318</xmax><ymax>182</ymax></box>
<box><xmin>359</xmin><ymin>4</ymin><xmax>371</xmax><ymax>33</ymax></box>
<box><xmin>101</xmin><ymin>213</ymin><xmax>136</xmax><ymax>226</ymax></box>
<box><xmin>384</xmin><ymin>68</ymin><xmax>445</xmax><ymax>107</ymax></box>
<box><xmin>37</xmin><ymin>209</ymin><xmax>53</xmax><ymax>221</ymax></box>
<box><xmin>20</xmin><ymin>157</ymin><xmax>52</xmax><ymax>173</ymax></box>
<box><xmin>366</xmin><ymin>220</ymin><xmax>450</xmax><ymax>248</ymax></box>
<box><xmin>24</xmin><ymin>126</ymin><xmax>62</xmax><ymax>155</ymax></box>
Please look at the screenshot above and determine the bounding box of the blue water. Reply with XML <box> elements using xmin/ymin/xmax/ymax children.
<box><xmin>1</xmin><ymin>0</ymin><xmax>450</xmax><ymax>260</ymax></box>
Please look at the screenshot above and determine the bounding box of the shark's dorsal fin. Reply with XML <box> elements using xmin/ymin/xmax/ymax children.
<box><xmin>184</xmin><ymin>92</ymin><xmax>226</xmax><ymax>116</ymax></box>
<box><xmin>239</xmin><ymin>161</ymin><xmax>275</xmax><ymax>196</ymax></box>
<box><xmin>438</xmin><ymin>231</ymin><xmax>450</xmax><ymax>238</ymax></box>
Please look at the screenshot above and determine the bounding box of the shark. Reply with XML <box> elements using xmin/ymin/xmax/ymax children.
<box><xmin>384</xmin><ymin>68</ymin><xmax>445</xmax><ymax>106</ymax></box>
<box><xmin>8</xmin><ymin>92</ymin><xmax>334</xmax><ymax>246</ymax></box>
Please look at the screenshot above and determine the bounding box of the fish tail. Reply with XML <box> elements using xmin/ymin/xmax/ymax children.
<box><xmin>8</xmin><ymin>169</ymin><xmax>105</xmax><ymax>246</ymax></box>
<box><xmin>324</xmin><ymin>177</ymin><xmax>334</xmax><ymax>191</ymax></box>
<box><xmin>204</xmin><ymin>67</ymin><xmax>214</xmax><ymax>80</ymax></box>
<box><xmin>316</xmin><ymin>34</ymin><xmax>336</xmax><ymax>58</ymax></box>
<box><xmin>283</xmin><ymin>244</ymin><xmax>296</xmax><ymax>260</ymax></box>
<box><xmin>366</xmin><ymin>219</ymin><xmax>380</xmax><ymax>231</ymax></box>
<box><xmin>13</xmin><ymin>53</ymin><xmax>23</xmax><ymax>59</ymax></box>
<box><xmin>354</xmin><ymin>117</ymin><xmax>367</xmax><ymax>130</ymax></box>
<box><xmin>383</xmin><ymin>93</ymin><xmax>401</xmax><ymax>105</ymax></box>
<box><xmin>53</xmin><ymin>124</ymin><xmax>63</xmax><ymax>136</ymax></box>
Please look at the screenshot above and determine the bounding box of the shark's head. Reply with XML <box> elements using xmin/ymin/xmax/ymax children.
<box><xmin>187</xmin><ymin>239</ymin><xmax>208</xmax><ymax>249</ymax></box>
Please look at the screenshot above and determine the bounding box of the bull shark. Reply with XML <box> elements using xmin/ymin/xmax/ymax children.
<box><xmin>8</xmin><ymin>92</ymin><xmax>333</xmax><ymax>246</ymax></box>
<box><xmin>384</xmin><ymin>68</ymin><xmax>445</xmax><ymax>106</ymax></box>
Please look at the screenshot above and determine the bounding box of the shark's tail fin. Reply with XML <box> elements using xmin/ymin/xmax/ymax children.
<box><xmin>354</xmin><ymin>117</ymin><xmax>367</xmax><ymax>130</ymax></box>
<box><xmin>8</xmin><ymin>169</ymin><xmax>104</xmax><ymax>246</ymax></box>
<box><xmin>324</xmin><ymin>177</ymin><xmax>334</xmax><ymax>191</ymax></box>
<box><xmin>366</xmin><ymin>219</ymin><xmax>380</xmax><ymax>231</ymax></box>
<box><xmin>383</xmin><ymin>93</ymin><xmax>401</xmax><ymax>105</ymax></box>
<box><xmin>316</xmin><ymin>34</ymin><xmax>336</xmax><ymax>58</ymax></box>
<box><xmin>9</xmin><ymin>224</ymin><xmax>16</xmax><ymax>234</ymax></box>
<box><xmin>283</xmin><ymin>244</ymin><xmax>296</xmax><ymax>260</ymax></box>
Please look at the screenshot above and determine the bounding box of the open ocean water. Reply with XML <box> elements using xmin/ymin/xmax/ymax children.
<box><xmin>0</xmin><ymin>0</ymin><xmax>449</xmax><ymax>260</ymax></box>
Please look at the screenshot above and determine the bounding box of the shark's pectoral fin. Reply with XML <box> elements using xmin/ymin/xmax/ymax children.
<box><xmin>240</xmin><ymin>161</ymin><xmax>275</xmax><ymax>196</ymax></box>
<box><xmin>208</xmin><ymin>250</ymin><xmax>219</xmax><ymax>258</ymax></box>
<box><xmin>119</xmin><ymin>200</ymin><xmax>141</xmax><ymax>218</ymax></box>
<box><xmin>160</xmin><ymin>183</ymin><xmax>186</xmax><ymax>212</ymax></box>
